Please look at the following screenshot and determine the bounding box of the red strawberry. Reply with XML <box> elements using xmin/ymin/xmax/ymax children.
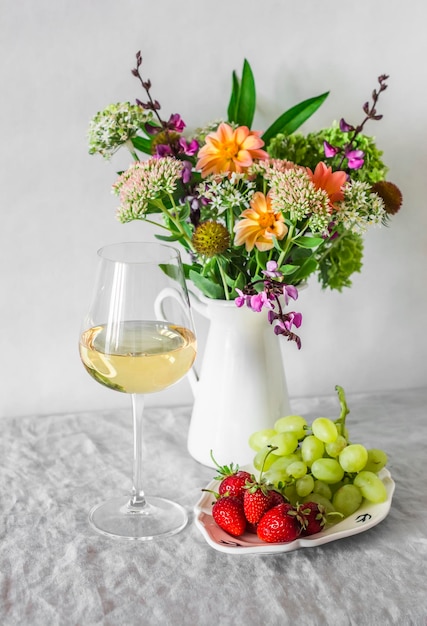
<box><xmin>243</xmin><ymin>485</ymin><xmax>272</xmax><ymax>524</ymax></box>
<box><xmin>219</xmin><ymin>470</ymin><xmax>252</xmax><ymax>499</ymax></box>
<box><xmin>268</xmin><ymin>489</ymin><xmax>286</xmax><ymax>508</ymax></box>
<box><xmin>210</xmin><ymin>451</ymin><xmax>252</xmax><ymax>500</ymax></box>
<box><xmin>243</xmin><ymin>445</ymin><xmax>283</xmax><ymax>524</ymax></box>
<box><xmin>211</xmin><ymin>495</ymin><xmax>247</xmax><ymax>537</ymax></box>
<box><xmin>298</xmin><ymin>502</ymin><xmax>327</xmax><ymax>536</ymax></box>
<box><xmin>257</xmin><ymin>503</ymin><xmax>303</xmax><ymax>543</ymax></box>
<box><xmin>243</xmin><ymin>483</ymin><xmax>284</xmax><ymax>524</ymax></box>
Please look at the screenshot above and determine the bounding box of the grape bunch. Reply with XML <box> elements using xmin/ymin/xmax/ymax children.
<box><xmin>249</xmin><ymin>386</ymin><xmax>388</xmax><ymax>518</ymax></box>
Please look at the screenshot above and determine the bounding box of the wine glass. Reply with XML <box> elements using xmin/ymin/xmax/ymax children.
<box><xmin>79</xmin><ymin>242</ymin><xmax>197</xmax><ymax>540</ymax></box>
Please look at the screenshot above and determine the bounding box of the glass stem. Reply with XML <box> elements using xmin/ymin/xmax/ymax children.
<box><xmin>129</xmin><ymin>393</ymin><xmax>147</xmax><ymax>508</ymax></box>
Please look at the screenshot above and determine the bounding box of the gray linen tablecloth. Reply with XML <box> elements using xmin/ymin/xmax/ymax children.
<box><xmin>1</xmin><ymin>388</ymin><xmax>426</xmax><ymax>626</ymax></box>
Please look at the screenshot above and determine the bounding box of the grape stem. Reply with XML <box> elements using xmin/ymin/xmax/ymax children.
<box><xmin>334</xmin><ymin>385</ymin><xmax>350</xmax><ymax>435</ymax></box>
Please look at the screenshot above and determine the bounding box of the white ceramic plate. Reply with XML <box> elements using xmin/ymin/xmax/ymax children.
<box><xmin>194</xmin><ymin>467</ymin><xmax>395</xmax><ymax>555</ymax></box>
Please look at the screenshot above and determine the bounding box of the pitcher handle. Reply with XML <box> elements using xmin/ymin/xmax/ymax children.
<box><xmin>154</xmin><ymin>287</ymin><xmax>199</xmax><ymax>394</ymax></box>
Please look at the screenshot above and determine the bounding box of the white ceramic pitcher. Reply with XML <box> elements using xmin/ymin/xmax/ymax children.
<box><xmin>185</xmin><ymin>292</ymin><xmax>292</xmax><ymax>468</ymax></box>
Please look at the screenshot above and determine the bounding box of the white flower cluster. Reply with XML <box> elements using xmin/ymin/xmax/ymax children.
<box><xmin>337</xmin><ymin>181</ymin><xmax>386</xmax><ymax>234</ymax></box>
<box><xmin>268</xmin><ymin>167</ymin><xmax>330</xmax><ymax>231</ymax></box>
<box><xmin>88</xmin><ymin>102</ymin><xmax>152</xmax><ymax>159</ymax></box>
<box><xmin>113</xmin><ymin>157</ymin><xmax>183</xmax><ymax>223</ymax></box>
<box><xmin>197</xmin><ymin>173</ymin><xmax>256</xmax><ymax>216</ymax></box>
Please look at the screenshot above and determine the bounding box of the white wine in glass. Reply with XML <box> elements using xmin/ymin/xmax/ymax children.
<box><xmin>79</xmin><ymin>242</ymin><xmax>197</xmax><ymax>540</ymax></box>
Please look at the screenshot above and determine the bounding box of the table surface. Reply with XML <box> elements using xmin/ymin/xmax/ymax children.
<box><xmin>1</xmin><ymin>387</ymin><xmax>426</xmax><ymax>626</ymax></box>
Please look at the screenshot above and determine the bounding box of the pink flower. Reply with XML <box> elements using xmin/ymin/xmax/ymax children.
<box><xmin>324</xmin><ymin>141</ymin><xmax>339</xmax><ymax>158</ymax></box>
<box><xmin>345</xmin><ymin>149</ymin><xmax>364</xmax><ymax>170</ymax></box>
<box><xmin>283</xmin><ymin>284</ymin><xmax>298</xmax><ymax>305</ymax></box>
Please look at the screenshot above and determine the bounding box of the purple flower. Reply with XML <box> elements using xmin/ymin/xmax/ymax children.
<box><xmin>178</xmin><ymin>137</ymin><xmax>199</xmax><ymax>156</ymax></box>
<box><xmin>345</xmin><ymin>148</ymin><xmax>364</xmax><ymax>170</ymax></box>
<box><xmin>144</xmin><ymin>121</ymin><xmax>162</xmax><ymax>136</ymax></box>
<box><xmin>284</xmin><ymin>311</ymin><xmax>303</xmax><ymax>330</ymax></box>
<box><xmin>324</xmin><ymin>141</ymin><xmax>339</xmax><ymax>158</ymax></box>
<box><xmin>167</xmin><ymin>113</ymin><xmax>186</xmax><ymax>133</ymax></box>
<box><xmin>154</xmin><ymin>144</ymin><xmax>173</xmax><ymax>157</ymax></box>
<box><xmin>339</xmin><ymin>118</ymin><xmax>354</xmax><ymax>132</ymax></box>
<box><xmin>181</xmin><ymin>160</ymin><xmax>192</xmax><ymax>184</ymax></box>
<box><xmin>283</xmin><ymin>284</ymin><xmax>298</xmax><ymax>305</ymax></box>
<box><xmin>273</xmin><ymin>311</ymin><xmax>302</xmax><ymax>336</ymax></box>
<box><xmin>267</xmin><ymin>309</ymin><xmax>278</xmax><ymax>324</ymax></box>
<box><xmin>250</xmin><ymin>293</ymin><xmax>266</xmax><ymax>312</ymax></box>
<box><xmin>262</xmin><ymin>260</ymin><xmax>282</xmax><ymax>278</ymax></box>
<box><xmin>273</xmin><ymin>320</ymin><xmax>302</xmax><ymax>349</ymax></box>
<box><xmin>235</xmin><ymin>289</ymin><xmax>249</xmax><ymax>308</ymax></box>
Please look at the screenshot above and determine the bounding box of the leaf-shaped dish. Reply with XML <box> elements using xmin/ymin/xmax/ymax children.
<box><xmin>194</xmin><ymin>468</ymin><xmax>395</xmax><ymax>555</ymax></box>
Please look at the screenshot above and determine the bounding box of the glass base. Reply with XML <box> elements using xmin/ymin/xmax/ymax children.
<box><xmin>88</xmin><ymin>495</ymin><xmax>188</xmax><ymax>540</ymax></box>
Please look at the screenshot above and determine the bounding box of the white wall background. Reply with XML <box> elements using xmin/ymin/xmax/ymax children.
<box><xmin>1</xmin><ymin>0</ymin><xmax>426</xmax><ymax>419</ymax></box>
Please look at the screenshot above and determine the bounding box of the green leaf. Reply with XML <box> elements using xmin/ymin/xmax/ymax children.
<box><xmin>182</xmin><ymin>263</ymin><xmax>194</xmax><ymax>280</ymax></box>
<box><xmin>291</xmin><ymin>247</ymin><xmax>311</xmax><ymax>260</ymax></box>
<box><xmin>159</xmin><ymin>262</ymin><xmax>180</xmax><ymax>281</ymax></box>
<box><xmin>228</xmin><ymin>60</ymin><xmax>256</xmax><ymax>127</ymax></box>
<box><xmin>131</xmin><ymin>135</ymin><xmax>153</xmax><ymax>155</ymax></box>
<box><xmin>227</xmin><ymin>70</ymin><xmax>240</xmax><ymax>123</ymax></box>
<box><xmin>154</xmin><ymin>232</ymin><xmax>183</xmax><ymax>242</ymax></box>
<box><xmin>292</xmin><ymin>257</ymin><xmax>318</xmax><ymax>282</ymax></box>
<box><xmin>189</xmin><ymin>270</ymin><xmax>224</xmax><ymax>299</ymax></box>
<box><xmin>294</xmin><ymin>236</ymin><xmax>325</xmax><ymax>249</ymax></box>
<box><xmin>262</xmin><ymin>92</ymin><xmax>329</xmax><ymax>145</ymax></box>
<box><xmin>280</xmin><ymin>264</ymin><xmax>299</xmax><ymax>275</ymax></box>
<box><xmin>234</xmin><ymin>272</ymin><xmax>247</xmax><ymax>292</ymax></box>
<box><xmin>235</xmin><ymin>59</ymin><xmax>256</xmax><ymax>127</ymax></box>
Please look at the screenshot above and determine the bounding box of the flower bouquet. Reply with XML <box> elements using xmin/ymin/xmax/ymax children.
<box><xmin>88</xmin><ymin>53</ymin><xmax>402</xmax><ymax>349</ymax></box>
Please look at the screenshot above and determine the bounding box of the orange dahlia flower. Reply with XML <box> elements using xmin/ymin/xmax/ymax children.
<box><xmin>233</xmin><ymin>192</ymin><xmax>288</xmax><ymax>252</ymax></box>
<box><xmin>196</xmin><ymin>122</ymin><xmax>269</xmax><ymax>178</ymax></box>
<box><xmin>307</xmin><ymin>162</ymin><xmax>347</xmax><ymax>206</ymax></box>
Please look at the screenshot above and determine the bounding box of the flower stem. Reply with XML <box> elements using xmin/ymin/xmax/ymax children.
<box><xmin>277</xmin><ymin>223</ymin><xmax>295</xmax><ymax>266</ymax></box>
<box><xmin>125</xmin><ymin>140</ymin><xmax>140</xmax><ymax>162</ymax></box>
<box><xmin>316</xmin><ymin>228</ymin><xmax>348</xmax><ymax>264</ymax></box>
<box><xmin>217</xmin><ymin>257</ymin><xmax>230</xmax><ymax>300</ymax></box>
<box><xmin>151</xmin><ymin>198</ymin><xmax>195</xmax><ymax>249</ymax></box>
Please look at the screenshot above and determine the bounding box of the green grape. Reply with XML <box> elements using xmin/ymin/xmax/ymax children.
<box><xmin>329</xmin><ymin>479</ymin><xmax>346</xmax><ymax>494</ymax></box>
<box><xmin>301</xmin><ymin>435</ymin><xmax>325</xmax><ymax>466</ymax></box>
<box><xmin>353</xmin><ymin>471</ymin><xmax>388</xmax><ymax>503</ymax></box>
<box><xmin>274</xmin><ymin>415</ymin><xmax>308</xmax><ymax>439</ymax></box>
<box><xmin>283</xmin><ymin>484</ymin><xmax>299</xmax><ymax>506</ymax></box>
<box><xmin>286</xmin><ymin>461</ymin><xmax>307</xmax><ymax>479</ymax></box>
<box><xmin>325</xmin><ymin>435</ymin><xmax>347</xmax><ymax>458</ymax></box>
<box><xmin>263</xmin><ymin>468</ymin><xmax>288</xmax><ymax>487</ymax></box>
<box><xmin>263</xmin><ymin>454</ymin><xmax>300</xmax><ymax>485</ymax></box>
<box><xmin>311</xmin><ymin>458</ymin><xmax>345</xmax><ymax>484</ymax></box>
<box><xmin>363</xmin><ymin>449</ymin><xmax>388</xmax><ymax>473</ymax></box>
<box><xmin>332</xmin><ymin>484</ymin><xmax>363</xmax><ymax>517</ymax></box>
<box><xmin>339</xmin><ymin>444</ymin><xmax>368</xmax><ymax>473</ymax></box>
<box><xmin>311</xmin><ymin>417</ymin><xmax>338</xmax><ymax>443</ymax></box>
<box><xmin>295</xmin><ymin>474</ymin><xmax>314</xmax><ymax>497</ymax></box>
<box><xmin>253</xmin><ymin>446</ymin><xmax>279</xmax><ymax>472</ymax></box>
<box><xmin>268</xmin><ymin>453</ymin><xmax>301</xmax><ymax>472</ymax></box>
<box><xmin>267</xmin><ymin>432</ymin><xmax>299</xmax><ymax>456</ymax></box>
<box><xmin>313</xmin><ymin>480</ymin><xmax>332</xmax><ymax>500</ymax></box>
<box><xmin>302</xmin><ymin>493</ymin><xmax>335</xmax><ymax>514</ymax></box>
<box><xmin>248</xmin><ymin>429</ymin><xmax>277</xmax><ymax>452</ymax></box>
